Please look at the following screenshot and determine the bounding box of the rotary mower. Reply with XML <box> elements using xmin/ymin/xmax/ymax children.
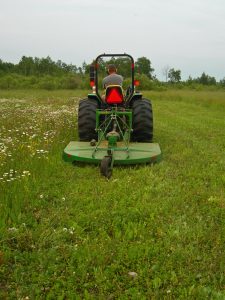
<box><xmin>63</xmin><ymin>53</ymin><xmax>161</xmax><ymax>178</ymax></box>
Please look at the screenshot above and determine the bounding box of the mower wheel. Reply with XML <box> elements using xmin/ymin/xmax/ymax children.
<box><xmin>78</xmin><ymin>98</ymin><xmax>99</xmax><ymax>141</ymax></box>
<box><xmin>131</xmin><ymin>99</ymin><xmax>153</xmax><ymax>142</ymax></box>
<box><xmin>100</xmin><ymin>156</ymin><xmax>112</xmax><ymax>179</ymax></box>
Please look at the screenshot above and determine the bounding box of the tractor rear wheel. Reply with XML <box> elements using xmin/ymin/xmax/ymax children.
<box><xmin>131</xmin><ymin>99</ymin><xmax>153</xmax><ymax>142</ymax></box>
<box><xmin>78</xmin><ymin>98</ymin><xmax>99</xmax><ymax>141</ymax></box>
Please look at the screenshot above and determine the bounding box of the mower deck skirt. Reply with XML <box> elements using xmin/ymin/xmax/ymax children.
<box><xmin>63</xmin><ymin>141</ymin><xmax>161</xmax><ymax>165</ymax></box>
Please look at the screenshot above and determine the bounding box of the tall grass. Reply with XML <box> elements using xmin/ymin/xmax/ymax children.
<box><xmin>0</xmin><ymin>89</ymin><xmax>225</xmax><ymax>299</ymax></box>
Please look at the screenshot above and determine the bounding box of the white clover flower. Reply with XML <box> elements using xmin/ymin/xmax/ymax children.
<box><xmin>23</xmin><ymin>170</ymin><xmax>30</xmax><ymax>175</ymax></box>
<box><xmin>128</xmin><ymin>272</ymin><xmax>138</xmax><ymax>278</ymax></box>
<box><xmin>8</xmin><ymin>227</ymin><xmax>18</xmax><ymax>232</ymax></box>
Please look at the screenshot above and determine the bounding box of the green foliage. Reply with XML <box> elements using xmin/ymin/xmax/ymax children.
<box><xmin>135</xmin><ymin>57</ymin><xmax>154</xmax><ymax>79</ymax></box>
<box><xmin>168</xmin><ymin>68</ymin><xmax>181</xmax><ymax>83</ymax></box>
<box><xmin>0</xmin><ymin>74</ymin><xmax>86</xmax><ymax>90</ymax></box>
<box><xmin>187</xmin><ymin>72</ymin><xmax>217</xmax><ymax>86</ymax></box>
<box><xmin>134</xmin><ymin>74</ymin><xmax>156</xmax><ymax>90</ymax></box>
<box><xmin>198</xmin><ymin>72</ymin><xmax>216</xmax><ymax>85</ymax></box>
<box><xmin>85</xmin><ymin>57</ymin><xmax>134</xmax><ymax>78</ymax></box>
<box><xmin>0</xmin><ymin>56</ymin><xmax>78</xmax><ymax>77</ymax></box>
<box><xmin>0</xmin><ymin>75</ymin><xmax>16</xmax><ymax>89</ymax></box>
<box><xmin>219</xmin><ymin>77</ymin><xmax>225</xmax><ymax>87</ymax></box>
<box><xmin>1</xmin><ymin>56</ymin><xmax>224</xmax><ymax>90</ymax></box>
<box><xmin>38</xmin><ymin>76</ymin><xmax>57</xmax><ymax>90</ymax></box>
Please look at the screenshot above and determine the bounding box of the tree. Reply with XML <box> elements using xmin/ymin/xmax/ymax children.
<box><xmin>0</xmin><ymin>59</ymin><xmax>15</xmax><ymax>73</ymax></box>
<box><xmin>109</xmin><ymin>57</ymin><xmax>131</xmax><ymax>78</ymax></box>
<box><xmin>82</xmin><ymin>61</ymin><xmax>88</xmax><ymax>74</ymax></box>
<box><xmin>135</xmin><ymin>57</ymin><xmax>154</xmax><ymax>79</ymax></box>
<box><xmin>18</xmin><ymin>56</ymin><xmax>35</xmax><ymax>76</ymax></box>
<box><xmin>197</xmin><ymin>72</ymin><xmax>216</xmax><ymax>85</ymax></box>
<box><xmin>168</xmin><ymin>68</ymin><xmax>181</xmax><ymax>83</ymax></box>
<box><xmin>219</xmin><ymin>77</ymin><xmax>225</xmax><ymax>87</ymax></box>
<box><xmin>162</xmin><ymin>65</ymin><xmax>170</xmax><ymax>82</ymax></box>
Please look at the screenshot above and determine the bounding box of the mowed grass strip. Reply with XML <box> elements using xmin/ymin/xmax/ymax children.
<box><xmin>0</xmin><ymin>89</ymin><xmax>225</xmax><ymax>299</ymax></box>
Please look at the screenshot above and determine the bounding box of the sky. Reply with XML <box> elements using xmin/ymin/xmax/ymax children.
<box><xmin>0</xmin><ymin>0</ymin><xmax>225</xmax><ymax>80</ymax></box>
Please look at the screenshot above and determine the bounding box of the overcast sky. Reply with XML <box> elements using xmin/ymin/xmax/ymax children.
<box><xmin>1</xmin><ymin>0</ymin><xmax>225</xmax><ymax>80</ymax></box>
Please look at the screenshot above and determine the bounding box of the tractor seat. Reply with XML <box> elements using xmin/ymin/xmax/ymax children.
<box><xmin>105</xmin><ymin>85</ymin><xmax>124</xmax><ymax>105</ymax></box>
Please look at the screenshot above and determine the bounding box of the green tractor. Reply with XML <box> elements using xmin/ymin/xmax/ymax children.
<box><xmin>63</xmin><ymin>53</ymin><xmax>161</xmax><ymax>178</ymax></box>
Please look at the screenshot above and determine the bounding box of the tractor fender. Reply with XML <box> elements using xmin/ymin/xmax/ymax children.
<box><xmin>88</xmin><ymin>93</ymin><xmax>101</xmax><ymax>102</ymax></box>
<box><xmin>128</xmin><ymin>92</ymin><xmax>142</xmax><ymax>106</ymax></box>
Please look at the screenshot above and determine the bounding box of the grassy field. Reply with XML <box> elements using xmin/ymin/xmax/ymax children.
<box><xmin>0</xmin><ymin>89</ymin><xmax>225</xmax><ymax>299</ymax></box>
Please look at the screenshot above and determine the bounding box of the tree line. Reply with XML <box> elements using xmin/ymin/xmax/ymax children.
<box><xmin>0</xmin><ymin>56</ymin><xmax>79</xmax><ymax>76</ymax></box>
<box><xmin>0</xmin><ymin>56</ymin><xmax>224</xmax><ymax>90</ymax></box>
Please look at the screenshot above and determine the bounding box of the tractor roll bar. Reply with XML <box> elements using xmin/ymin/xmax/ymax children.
<box><xmin>94</xmin><ymin>53</ymin><xmax>135</xmax><ymax>101</ymax></box>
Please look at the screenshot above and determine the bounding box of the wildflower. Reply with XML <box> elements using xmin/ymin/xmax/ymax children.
<box><xmin>8</xmin><ymin>227</ymin><xmax>18</xmax><ymax>232</ymax></box>
<box><xmin>128</xmin><ymin>271</ymin><xmax>138</xmax><ymax>278</ymax></box>
<box><xmin>23</xmin><ymin>170</ymin><xmax>31</xmax><ymax>175</ymax></box>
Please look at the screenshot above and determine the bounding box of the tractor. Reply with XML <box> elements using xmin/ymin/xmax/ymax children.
<box><xmin>63</xmin><ymin>53</ymin><xmax>161</xmax><ymax>178</ymax></box>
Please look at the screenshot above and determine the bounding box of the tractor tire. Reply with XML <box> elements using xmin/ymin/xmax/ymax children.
<box><xmin>131</xmin><ymin>99</ymin><xmax>153</xmax><ymax>142</ymax></box>
<box><xmin>78</xmin><ymin>98</ymin><xmax>99</xmax><ymax>141</ymax></box>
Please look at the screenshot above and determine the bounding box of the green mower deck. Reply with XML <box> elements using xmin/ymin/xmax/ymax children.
<box><xmin>63</xmin><ymin>141</ymin><xmax>162</xmax><ymax>165</ymax></box>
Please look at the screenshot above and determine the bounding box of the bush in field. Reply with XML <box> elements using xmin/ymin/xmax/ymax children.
<box><xmin>134</xmin><ymin>74</ymin><xmax>159</xmax><ymax>90</ymax></box>
<box><xmin>0</xmin><ymin>75</ymin><xmax>19</xmax><ymax>89</ymax></box>
<box><xmin>38</xmin><ymin>76</ymin><xmax>57</xmax><ymax>90</ymax></box>
<box><xmin>60</xmin><ymin>75</ymin><xmax>81</xmax><ymax>89</ymax></box>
